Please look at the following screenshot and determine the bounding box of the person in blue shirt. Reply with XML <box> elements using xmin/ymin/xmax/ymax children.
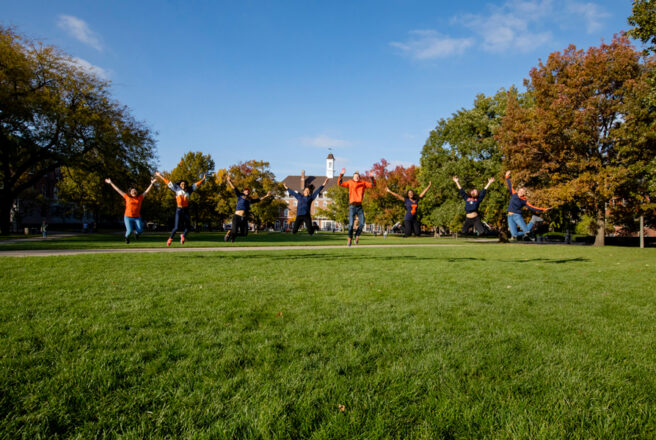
<box><xmin>504</xmin><ymin>170</ymin><xmax>549</xmax><ymax>240</ymax></box>
<box><xmin>452</xmin><ymin>176</ymin><xmax>495</xmax><ymax>235</ymax></box>
<box><xmin>283</xmin><ymin>177</ymin><xmax>329</xmax><ymax>235</ymax></box>
<box><xmin>224</xmin><ymin>176</ymin><xmax>272</xmax><ymax>242</ymax></box>
<box><xmin>385</xmin><ymin>182</ymin><xmax>432</xmax><ymax>237</ymax></box>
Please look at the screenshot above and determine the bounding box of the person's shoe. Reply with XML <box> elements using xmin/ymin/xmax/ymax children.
<box><xmin>224</xmin><ymin>232</ymin><xmax>231</xmax><ymax>242</ymax></box>
<box><xmin>125</xmin><ymin>236</ymin><xmax>130</xmax><ymax>244</ymax></box>
<box><xmin>180</xmin><ymin>235</ymin><xmax>186</xmax><ymax>245</ymax></box>
<box><xmin>530</xmin><ymin>215</ymin><xmax>544</xmax><ymax>223</ymax></box>
<box><xmin>166</xmin><ymin>238</ymin><xmax>173</xmax><ymax>247</ymax></box>
<box><xmin>355</xmin><ymin>236</ymin><xmax>359</xmax><ymax>245</ymax></box>
<box><xmin>347</xmin><ymin>237</ymin><xmax>352</xmax><ymax>247</ymax></box>
<box><xmin>134</xmin><ymin>234</ymin><xmax>140</xmax><ymax>241</ymax></box>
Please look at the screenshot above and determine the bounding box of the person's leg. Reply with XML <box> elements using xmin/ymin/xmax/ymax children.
<box><xmin>355</xmin><ymin>207</ymin><xmax>365</xmax><ymax>237</ymax></box>
<box><xmin>413</xmin><ymin>220</ymin><xmax>420</xmax><ymax>236</ymax></box>
<box><xmin>507</xmin><ymin>214</ymin><xmax>519</xmax><ymax>238</ymax></box>
<box><xmin>239</xmin><ymin>217</ymin><xmax>249</xmax><ymax>236</ymax></box>
<box><xmin>181</xmin><ymin>209</ymin><xmax>190</xmax><ymax>239</ymax></box>
<box><xmin>292</xmin><ymin>216</ymin><xmax>301</xmax><ymax>234</ymax></box>
<box><xmin>134</xmin><ymin>217</ymin><xmax>144</xmax><ymax>237</ymax></box>
<box><xmin>473</xmin><ymin>217</ymin><xmax>485</xmax><ymax>235</ymax></box>
<box><xmin>461</xmin><ymin>217</ymin><xmax>473</xmax><ymax>235</ymax></box>
<box><xmin>304</xmin><ymin>215</ymin><xmax>314</xmax><ymax>235</ymax></box>
<box><xmin>170</xmin><ymin>209</ymin><xmax>181</xmax><ymax>238</ymax></box>
<box><xmin>124</xmin><ymin>216</ymin><xmax>134</xmax><ymax>238</ymax></box>
<box><xmin>347</xmin><ymin>206</ymin><xmax>356</xmax><ymax>239</ymax></box>
<box><xmin>404</xmin><ymin>220</ymin><xmax>412</xmax><ymax>237</ymax></box>
<box><xmin>513</xmin><ymin>214</ymin><xmax>531</xmax><ymax>236</ymax></box>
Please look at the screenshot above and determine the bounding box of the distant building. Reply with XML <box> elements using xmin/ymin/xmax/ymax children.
<box><xmin>277</xmin><ymin>153</ymin><xmax>347</xmax><ymax>231</ymax></box>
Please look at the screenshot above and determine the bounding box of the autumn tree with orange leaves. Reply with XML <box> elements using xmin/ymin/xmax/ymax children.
<box><xmin>497</xmin><ymin>35</ymin><xmax>656</xmax><ymax>246</ymax></box>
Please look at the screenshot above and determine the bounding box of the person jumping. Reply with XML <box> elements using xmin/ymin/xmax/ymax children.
<box><xmin>505</xmin><ymin>171</ymin><xmax>549</xmax><ymax>241</ymax></box>
<box><xmin>155</xmin><ymin>171</ymin><xmax>206</xmax><ymax>246</ymax></box>
<box><xmin>452</xmin><ymin>176</ymin><xmax>494</xmax><ymax>235</ymax></box>
<box><xmin>338</xmin><ymin>168</ymin><xmax>375</xmax><ymax>246</ymax></box>
<box><xmin>224</xmin><ymin>176</ymin><xmax>272</xmax><ymax>242</ymax></box>
<box><xmin>385</xmin><ymin>182</ymin><xmax>432</xmax><ymax>237</ymax></box>
<box><xmin>105</xmin><ymin>176</ymin><xmax>156</xmax><ymax>243</ymax></box>
<box><xmin>283</xmin><ymin>176</ymin><xmax>329</xmax><ymax>235</ymax></box>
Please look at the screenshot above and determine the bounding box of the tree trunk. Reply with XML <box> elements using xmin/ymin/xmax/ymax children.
<box><xmin>0</xmin><ymin>194</ymin><xmax>14</xmax><ymax>235</ymax></box>
<box><xmin>593</xmin><ymin>211</ymin><xmax>605</xmax><ymax>246</ymax></box>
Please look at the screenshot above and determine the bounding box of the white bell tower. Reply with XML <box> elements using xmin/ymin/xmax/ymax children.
<box><xmin>326</xmin><ymin>153</ymin><xmax>335</xmax><ymax>178</ymax></box>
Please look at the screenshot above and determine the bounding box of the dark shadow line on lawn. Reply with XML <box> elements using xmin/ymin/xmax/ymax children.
<box><xmin>501</xmin><ymin>257</ymin><xmax>590</xmax><ymax>264</ymax></box>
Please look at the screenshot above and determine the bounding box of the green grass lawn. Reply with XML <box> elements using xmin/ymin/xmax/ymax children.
<box><xmin>0</xmin><ymin>231</ymin><xmax>469</xmax><ymax>251</ymax></box>
<box><xmin>2</xmin><ymin>245</ymin><xmax>655</xmax><ymax>438</ymax></box>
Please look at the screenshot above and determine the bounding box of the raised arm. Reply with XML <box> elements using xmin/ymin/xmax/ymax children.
<box><xmin>385</xmin><ymin>187</ymin><xmax>405</xmax><ymax>202</ymax></box>
<box><xmin>452</xmin><ymin>176</ymin><xmax>462</xmax><ymax>190</ymax></box>
<box><xmin>419</xmin><ymin>181</ymin><xmax>432</xmax><ymax>199</ymax></box>
<box><xmin>104</xmin><ymin>178</ymin><xmax>125</xmax><ymax>197</ymax></box>
<box><xmin>484</xmin><ymin>177</ymin><xmax>495</xmax><ymax>190</ymax></box>
<box><xmin>142</xmin><ymin>177</ymin><xmax>157</xmax><ymax>196</ymax></box>
<box><xmin>338</xmin><ymin>168</ymin><xmax>348</xmax><ymax>187</ymax></box>
<box><xmin>191</xmin><ymin>174</ymin><xmax>206</xmax><ymax>191</ymax></box>
<box><xmin>505</xmin><ymin>171</ymin><xmax>515</xmax><ymax>194</ymax></box>
<box><xmin>311</xmin><ymin>184</ymin><xmax>325</xmax><ymax>200</ymax></box>
<box><xmin>226</xmin><ymin>175</ymin><xmax>235</xmax><ymax>190</ymax></box>
<box><xmin>365</xmin><ymin>170</ymin><xmax>375</xmax><ymax>188</ymax></box>
<box><xmin>155</xmin><ymin>171</ymin><xmax>177</xmax><ymax>192</ymax></box>
<box><xmin>283</xmin><ymin>183</ymin><xmax>300</xmax><ymax>199</ymax></box>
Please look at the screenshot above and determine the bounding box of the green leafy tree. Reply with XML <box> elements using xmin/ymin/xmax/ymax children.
<box><xmin>0</xmin><ymin>26</ymin><xmax>156</xmax><ymax>234</ymax></box>
<box><xmin>629</xmin><ymin>0</ymin><xmax>656</xmax><ymax>54</ymax></box>
<box><xmin>420</xmin><ymin>90</ymin><xmax>512</xmax><ymax>236</ymax></box>
<box><xmin>497</xmin><ymin>35</ymin><xmax>656</xmax><ymax>245</ymax></box>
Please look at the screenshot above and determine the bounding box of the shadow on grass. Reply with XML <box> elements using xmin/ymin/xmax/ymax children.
<box><xmin>502</xmin><ymin>257</ymin><xmax>590</xmax><ymax>264</ymax></box>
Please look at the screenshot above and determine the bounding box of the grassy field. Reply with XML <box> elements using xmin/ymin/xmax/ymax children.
<box><xmin>0</xmin><ymin>231</ymin><xmax>467</xmax><ymax>251</ymax></box>
<box><xmin>2</xmin><ymin>244</ymin><xmax>655</xmax><ymax>438</ymax></box>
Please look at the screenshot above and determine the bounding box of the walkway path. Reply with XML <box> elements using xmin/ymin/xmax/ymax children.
<box><xmin>0</xmin><ymin>243</ymin><xmax>480</xmax><ymax>258</ymax></box>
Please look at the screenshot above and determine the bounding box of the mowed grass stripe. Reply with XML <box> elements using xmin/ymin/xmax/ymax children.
<box><xmin>1</xmin><ymin>245</ymin><xmax>655</xmax><ymax>438</ymax></box>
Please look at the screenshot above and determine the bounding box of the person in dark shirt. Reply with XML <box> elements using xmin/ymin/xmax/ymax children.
<box><xmin>504</xmin><ymin>171</ymin><xmax>549</xmax><ymax>240</ymax></box>
<box><xmin>452</xmin><ymin>176</ymin><xmax>495</xmax><ymax>235</ymax></box>
<box><xmin>224</xmin><ymin>176</ymin><xmax>272</xmax><ymax>242</ymax></box>
<box><xmin>283</xmin><ymin>177</ymin><xmax>329</xmax><ymax>235</ymax></box>
<box><xmin>385</xmin><ymin>181</ymin><xmax>432</xmax><ymax>237</ymax></box>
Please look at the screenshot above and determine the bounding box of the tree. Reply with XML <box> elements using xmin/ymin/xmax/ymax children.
<box><xmin>0</xmin><ymin>26</ymin><xmax>156</xmax><ymax>234</ymax></box>
<box><xmin>628</xmin><ymin>0</ymin><xmax>656</xmax><ymax>54</ymax></box>
<box><xmin>496</xmin><ymin>35</ymin><xmax>656</xmax><ymax>245</ymax></box>
<box><xmin>420</xmin><ymin>91</ymin><xmax>511</xmax><ymax>236</ymax></box>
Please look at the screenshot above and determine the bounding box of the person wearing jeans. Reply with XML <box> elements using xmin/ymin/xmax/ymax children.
<box><xmin>338</xmin><ymin>168</ymin><xmax>375</xmax><ymax>246</ymax></box>
<box><xmin>105</xmin><ymin>177</ymin><xmax>156</xmax><ymax>244</ymax></box>
<box><xmin>505</xmin><ymin>171</ymin><xmax>549</xmax><ymax>240</ymax></box>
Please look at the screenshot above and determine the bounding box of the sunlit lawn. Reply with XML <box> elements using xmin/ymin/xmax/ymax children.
<box><xmin>1</xmin><ymin>244</ymin><xmax>655</xmax><ymax>438</ymax></box>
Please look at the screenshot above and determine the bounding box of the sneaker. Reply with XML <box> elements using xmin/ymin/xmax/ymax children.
<box><xmin>347</xmin><ymin>237</ymin><xmax>352</xmax><ymax>247</ymax></box>
<box><xmin>530</xmin><ymin>215</ymin><xmax>544</xmax><ymax>223</ymax></box>
<box><xmin>125</xmin><ymin>236</ymin><xmax>130</xmax><ymax>244</ymax></box>
<box><xmin>134</xmin><ymin>234</ymin><xmax>140</xmax><ymax>241</ymax></box>
<box><xmin>166</xmin><ymin>238</ymin><xmax>173</xmax><ymax>247</ymax></box>
<box><xmin>180</xmin><ymin>235</ymin><xmax>185</xmax><ymax>245</ymax></box>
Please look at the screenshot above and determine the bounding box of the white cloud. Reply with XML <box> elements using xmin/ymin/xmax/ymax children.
<box><xmin>57</xmin><ymin>15</ymin><xmax>103</xmax><ymax>51</ymax></box>
<box><xmin>457</xmin><ymin>0</ymin><xmax>554</xmax><ymax>53</ymax></box>
<box><xmin>567</xmin><ymin>2</ymin><xmax>610</xmax><ymax>34</ymax></box>
<box><xmin>300</xmin><ymin>135</ymin><xmax>351</xmax><ymax>148</ymax></box>
<box><xmin>68</xmin><ymin>57</ymin><xmax>110</xmax><ymax>80</ymax></box>
<box><xmin>390</xmin><ymin>30</ymin><xmax>474</xmax><ymax>59</ymax></box>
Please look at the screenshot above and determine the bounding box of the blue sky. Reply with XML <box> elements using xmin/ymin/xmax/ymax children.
<box><xmin>2</xmin><ymin>0</ymin><xmax>635</xmax><ymax>178</ymax></box>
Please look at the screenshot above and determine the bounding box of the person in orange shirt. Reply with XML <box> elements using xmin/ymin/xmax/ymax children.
<box><xmin>155</xmin><ymin>171</ymin><xmax>206</xmax><ymax>246</ymax></box>
<box><xmin>105</xmin><ymin>177</ymin><xmax>156</xmax><ymax>243</ymax></box>
<box><xmin>338</xmin><ymin>168</ymin><xmax>375</xmax><ymax>246</ymax></box>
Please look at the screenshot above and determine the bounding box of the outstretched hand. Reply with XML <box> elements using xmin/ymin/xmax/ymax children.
<box><xmin>155</xmin><ymin>171</ymin><xmax>162</xmax><ymax>177</ymax></box>
<box><xmin>488</xmin><ymin>177</ymin><xmax>495</xmax><ymax>184</ymax></box>
<box><xmin>505</xmin><ymin>171</ymin><xmax>511</xmax><ymax>178</ymax></box>
<box><xmin>340</xmin><ymin>168</ymin><xmax>346</xmax><ymax>175</ymax></box>
<box><xmin>104</xmin><ymin>178</ymin><xmax>111</xmax><ymax>184</ymax></box>
<box><xmin>151</xmin><ymin>177</ymin><xmax>157</xmax><ymax>184</ymax></box>
<box><xmin>367</xmin><ymin>170</ymin><xmax>374</xmax><ymax>178</ymax></box>
<box><xmin>323</xmin><ymin>177</ymin><xmax>329</xmax><ymax>186</ymax></box>
<box><xmin>282</xmin><ymin>183</ymin><xmax>288</xmax><ymax>189</ymax></box>
<box><xmin>452</xmin><ymin>176</ymin><xmax>459</xmax><ymax>182</ymax></box>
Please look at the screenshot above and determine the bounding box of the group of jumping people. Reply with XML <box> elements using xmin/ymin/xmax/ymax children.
<box><xmin>105</xmin><ymin>167</ymin><xmax>549</xmax><ymax>246</ymax></box>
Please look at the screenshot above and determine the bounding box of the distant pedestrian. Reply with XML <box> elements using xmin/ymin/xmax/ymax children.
<box><xmin>155</xmin><ymin>171</ymin><xmax>206</xmax><ymax>246</ymax></box>
<box><xmin>105</xmin><ymin>176</ymin><xmax>157</xmax><ymax>243</ymax></box>
<box><xmin>40</xmin><ymin>220</ymin><xmax>47</xmax><ymax>238</ymax></box>
<box><xmin>283</xmin><ymin>176</ymin><xmax>328</xmax><ymax>235</ymax></box>
<box><xmin>224</xmin><ymin>176</ymin><xmax>272</xmax><ymax>242</ymax></box>
<box><xmin>505</xmin><ymin>171</ymin><xmax>549</xmax><ymax>240</ymax></box>
<box><xmin>452</xmin><ymin>176</ymin><xmax>494</xmax><ymax>235</ymax></box>
<box><xmin>385</xmin><ymin>182</ymin><xmax>432</xmax><ymax>237</ymax></box>
<box><xmin>338</xmin><ymin>168</ymin><xmax>375</xmax><ymax>246</ymax></box>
